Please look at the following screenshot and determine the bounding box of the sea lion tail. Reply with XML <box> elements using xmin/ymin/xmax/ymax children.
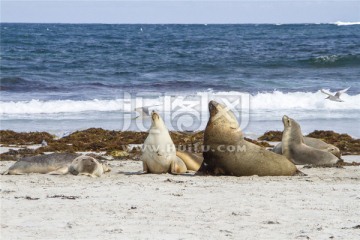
<box><xmin>2</xmin><ymin>170</ymin><xmax>9</xmax><ymax>175</ymax></box>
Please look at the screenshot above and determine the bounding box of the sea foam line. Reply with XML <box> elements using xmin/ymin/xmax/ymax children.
<box><xmin>0</xmin><ymin>91</ymin><xmax>359</xmax><ymax>115</ymax></box>
<box><xmin>333</xmin><ymin>21</ymin><xmax>360</xmax><ymax>26</ymax></box>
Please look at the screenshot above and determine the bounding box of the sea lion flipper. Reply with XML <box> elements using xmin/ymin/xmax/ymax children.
<box><xmin>48</xmin><ymin>166</ymin><xmax>70</xmax><ymax>175</ymax></box>
<box><xmin>142</xmin><ymin>161</ymin><xmax>149</xmax><ymax>173</ymax></box>
<box><xmin>170</xmin><ymin>158</ymin><xmax>187</xmax><ymax>174</ymax></box>
<box><xmin>79</xmin><ymin>172</ymin><xmax>93</xmax><ymax>177</ymax></box>
<box><xmin>2</xmin><ymin>169</ymin><xmax>24</xmax><ymax>175</ymax></box>
<box><xmin>176</xmin><ymin>151</ymin><xmax>203</xmax><ymax>171</ymax></box>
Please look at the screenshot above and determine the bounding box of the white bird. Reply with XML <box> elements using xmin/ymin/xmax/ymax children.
<box><xmin>133</xmin><ymin>105</ymin><xmax>160</xmax><ymax>119</ymax></box>
<box><xmin>41</xmin><ymin>140</ymin><xmax>48</xmax><ymax>147</ymax></box>
<box><xmin>321</xmin><ymin>87</ymin><xmax>350</xmax><ymax>102</ymax></box>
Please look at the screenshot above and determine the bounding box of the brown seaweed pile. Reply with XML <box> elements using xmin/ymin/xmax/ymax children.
<box><xmin>0</xmin><ymin>130</ymin><xmax>55</xmax><ymax>145</ymax></box>
<box><xmin>258</xmin><ymin>131</ymin><xmax>283</xmax><ymax>142</ymax></box>
<box><xmin>1</xmin><ymin>128</ymin><xmax>358</xmax><ymax>160</ymax></box>
<box><xmin>0</xmin><ymin>148</ymin><xmax>37</xmax><ymax>161</ymax></box>
<box><xmin>0</xmin><ymin>128</ymin><xmax>273</xmax><ymax>161</ymax></box>
<box><xmin>244</xmin><ymin>137</ymin><xmax>272</xmax><ymax>148</ymax></box>
<box><xmin>303</xmin><ymin>159</ymin><xmax>360</xmax><ymax>168</ymax></box>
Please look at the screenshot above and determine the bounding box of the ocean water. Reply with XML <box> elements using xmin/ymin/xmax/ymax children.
<box><xmin>1</xmin><ymin>23</ymin><xmax>359</xmax><ymax>137</ymax></box>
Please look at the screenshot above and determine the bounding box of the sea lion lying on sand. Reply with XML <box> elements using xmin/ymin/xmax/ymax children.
<box><xmin>3</xmin><ymin>153</ymin><xmax>110</xmax><ymax>177</ymax></box>
<box><xmin>272</xmin><ymin>137</ymin><xmax>341</xmax><ymax>158</ymax></box>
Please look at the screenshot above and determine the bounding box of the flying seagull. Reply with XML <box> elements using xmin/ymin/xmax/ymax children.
<box><xmin>133</xmin><ymin>105</ymin><xmax>160</xmax><ymax>119</ymax></box>
<box><xmin>321</xmin><ymin>87</ymin><xmax>350</xmax><ymax>102</ymax></box>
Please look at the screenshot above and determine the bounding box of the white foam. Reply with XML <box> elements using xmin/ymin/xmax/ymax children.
<box><xmin>1</xmin><ymin>91</ymin><xmax>359</xmax><ymax>115</ymax></box>
<box><xmin>333</xmin><ymin>21</ymin><xmax>360</xmax><ymax>26</ymax></box>
<box><xmin>250</xmin><ymin>90</ymin><xmax>360</xmax><ymax>110</ymax></box>
<box><xmin>0</xmin><ymin>99</ymin><xmax>127</xmax><ymax>114</ymax></box>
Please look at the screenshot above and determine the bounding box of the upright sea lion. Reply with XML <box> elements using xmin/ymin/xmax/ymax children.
<box><xmin>281</xmin><ymin>115</ymin><xmax>339</xmax><ymax>165</ymax></box>
<box><xmin>141</xmin><ymin>112</ymin><xmax>187</xmax><ymax>174</ymax></box>
<box><xmin>69</xmin><ymin>156</ymin><xmax>110</xmax><ymax>177</ymax></box>
<box><xmin>2</xmin><ymin>153</ymin><xmax>110</xmax><ymax>176</ymax></box>
<box><xmin>198</xmin><ymin>101</ymin><xmax>299</xmax><ymax>176</ymax></box>
<box><xmin>272</xmin><ymin>137</ymin><xmax>341</xmax><ymax>158</ymax></box>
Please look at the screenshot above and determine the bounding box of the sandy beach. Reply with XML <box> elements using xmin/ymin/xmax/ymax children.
<box><xmin>1</xmin><ymin>155</ymin><xmax>359</xmax><ymax>240</ymax></box>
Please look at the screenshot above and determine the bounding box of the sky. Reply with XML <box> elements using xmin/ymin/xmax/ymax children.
<box><xmin>1</xmin><ymin>0</ymin><xmax>359</xmax><ymax>24</ymax></box>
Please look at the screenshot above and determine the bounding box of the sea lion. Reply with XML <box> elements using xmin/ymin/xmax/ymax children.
<box><xmin>69</xmin><ymin>156</ymin><xmax>110</xmax><ymax>178</ymax></box>
<box><xmin>2</xmin><ymin>153</ymin><xmax>80</xmax><ymax>175</ymax></box>
<box><xmin>281</xmin><ymin>115</ymin><xmax>339</xmax><ymax>165</ymax></box>
<box><xmin>272</xmin><ymin>137</ymin><xmax>341</xmax><ymax>158</ymax></box>
<box><xmin>197</xmin><ymin>101</ymin><xmax>299</xmax><ymax>176</ymax></box>
<box><xmin>176</xmin><ymin>150</ymin><xmax>203</xmax><ymax>171</ymax></box>
<box><xmin>141</xmin><ymin>112</ymin><xmax>187</xmax><ymax>174</ymax></box>
<box><xmin>2</xmin><ymin>153</ymin><xmax>110</xmax><ymax>176</ymax></box>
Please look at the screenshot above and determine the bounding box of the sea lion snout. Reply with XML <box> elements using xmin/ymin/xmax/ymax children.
<box><xmin>208</xmin><ymin>100</ymin><xmax>223</xmax><ymax>118</ymax></box>
<box><xmin>282</xmin><ymin>115</ymin><xmax>291</xmax><ymax>127</ymax></box>
<box><xmin>208</xmin><ymin>100</ymin><xmax>217</xmax><ymax>109</ymax></box>
<box><xmin>151</xmin><ymin>111</ymin><xmax>159</xmax><ymax>120</ymax></box>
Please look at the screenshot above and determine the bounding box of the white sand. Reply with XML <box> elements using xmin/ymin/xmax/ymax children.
<box><xmin>1</xmin><ymin>158</ymin><xmax>360</xmax><ymax>240</ymax></box>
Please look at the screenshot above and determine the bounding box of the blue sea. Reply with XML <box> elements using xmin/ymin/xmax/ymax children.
<box><xmin>1</xmin><ymin>23</ymin><xmax>359</xmax><ymax>137</ymax></box>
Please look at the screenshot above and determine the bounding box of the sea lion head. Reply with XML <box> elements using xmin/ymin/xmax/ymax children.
<box><xmin>199</xmin><ymin>101</ymin><xmax>243</xmax><ymax>174</ymax></box>
<box><xmin>327</xmin><ymin>146</ymin><xmax>341</xmax><ymax>158</ymax></box>
<box><xmin>150</xmin><ymin>111</ymin><xmax>167</xmax><ymax>133</ymax></box>
<box><xmin>282</xmin><ymin>115</ymin><xmax>292</xmax><ymax>128</ymax></box>
<box><xmin>282</xmin><ymin>115</ymin><xmax>303</xmax><ymax>144</ymax></box>
<box><xmin>70</xmin><ymin>156</ymin><xmax>97</xmax><ymax>175</ymax></box>
<box><xmin>205</xmin><ymin>100</ymin><xmax>243</xmax><ymax>144</ymax></box>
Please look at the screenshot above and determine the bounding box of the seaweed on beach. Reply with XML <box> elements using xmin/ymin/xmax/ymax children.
<box><xmin>257</xmin><ymin>131</ymin><xmax>283</xmax><ymax>141</ymax></box>
<box><xmin>2</xmin><ymin>128</ymin><xmax>357</xmax><ymax>161</ymax></box>
<box><xmin>0</xmin><ymin>130</ymin><xmax>55</xmax><ymax>145</ymax></box>
<box><xmin>303</xmin><ymin>160</ymin><xmax>360</xmax><ymax>168</ymax></box>
<box><xmin>37</xmin><ymin>128</ymin><xmax>148</xmax><ymax>153</ymax></box>
<box><xmin>244</xmin><ymin>137</ymin><xmax>272</xmax><ymax>148</ymax></box>
<box><xmin>0</xmin><ymin>148</ymin><xmax>37</xmax><ymax>161</ymax></box>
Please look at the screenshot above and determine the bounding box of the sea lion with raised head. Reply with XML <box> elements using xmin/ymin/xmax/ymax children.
<box><xmin>272</xmin><ymin>137</ymin><xmax>341</xmax><ymax>158</ymax></box>
<box><xmin>141</xmin><ymin>111</ymin><xmax>187</xmax><ymax>174</ymax></box>
<box><xmin>197</xmin><ymin>101</ymin><xmax>299</xmax><ymax>176</ymax></box>
<box><xmin>281</xmin><ymin>115</ymin><xmax>339</xmax><ymax>165</ymax></box>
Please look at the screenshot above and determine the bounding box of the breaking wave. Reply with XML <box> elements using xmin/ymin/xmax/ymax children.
<box><xmin>1</xmin><ymin>90</ymin><xmax>359</xmax><ymax>115</ymax></box>
<box><xmin>333</xmin><ymin>21</ymin><xmax>360</xmax><ymax>26</ymax></box>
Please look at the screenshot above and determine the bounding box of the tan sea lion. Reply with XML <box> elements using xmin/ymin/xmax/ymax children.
<box><xmin>176</xmin><ymin>150</ymin><xmax>203</xmax><ymax>171</ymax></box>
<box><xmin>141</xmin><ymin>112</ymin><xmax>187</xmax><ymax>174</ymax></box>
<box><xmin>2</xmin><ymin>153</ymin><xmax>110</xmax><ymax>176</ymax></box>
<box><xmin>281</xmin><ymin>115</ymin><xmax>339</xmax><ymax>165</ymax></box>
<box><xmin>2</xmin><ymin>153</ymin><xmax>80</xmax><ymax>175</ymax></box>
<box><xmin>68</xmin><ymin>156</ymin><xmax>111</xmax><ymax>177</ymax></box>
<box><xmin>197</xmin><ymin>101</ymin><xmax>299</xmax><ymax>176</ymax></box>
<box><xmin>272</xmin><ymin>137</ymin><xmax>341</xmax><ymax>158</ymax></box>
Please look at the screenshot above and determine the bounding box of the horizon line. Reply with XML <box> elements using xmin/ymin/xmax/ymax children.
<box><xmin>1</xmin><ymin>21</ymin><xmax>355</xmax><ymax>25</ymax></box>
